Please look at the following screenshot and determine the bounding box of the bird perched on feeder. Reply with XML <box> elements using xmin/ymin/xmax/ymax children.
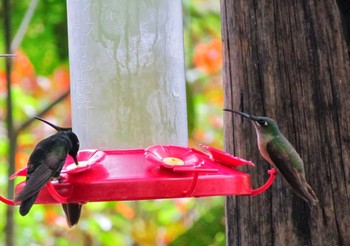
<box><xmin>15</xmin><ymin>117</ymin><xmax>82</xmax><ymax>227</ymax></box>
<box><xmin>224</xmin><ymin>109</ymin><xmax>319</xmax><ymax>206</ymax></box>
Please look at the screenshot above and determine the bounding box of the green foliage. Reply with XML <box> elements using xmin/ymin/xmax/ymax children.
<box><xmin>10</xmin><ymin>0</ymin><xmax>69</xmax><ymax>75</ymax></box>
<box><xmin>169</xmin><ymin>204</ymin><xmax>226</xmax><ymax>246</ymax></box>
<box><xmin>186</xmin><ymin>82</ymin><xmax>196</xmax><ymax>136</ymax></box>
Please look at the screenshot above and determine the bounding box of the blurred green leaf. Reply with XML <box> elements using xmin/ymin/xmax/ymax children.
<box><xmin>186</xmin><ymin>82</ymin><xmax>195</xmax><ymax>137</ymax></box>
<box><xmin>169</xmin><ymin>204</ymin><xmax>226</xmax><ymax>246</ymax></box>
<box><xmin>10</xmin><ymin>0</ymin><xmax>68</xmax><ymax>75</ymax></box>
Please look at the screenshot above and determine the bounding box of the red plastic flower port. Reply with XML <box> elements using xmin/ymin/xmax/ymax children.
<box><xmin>145</xmin><ymin>145</ymin><xmax>204</xmax><ymax>171</ymax></box>
<box><xmin>62</xmin><ymin>149</ymin><xmax>105</xmax><ymax>175</ymax></box>
<box><xmin>200</xmin><ymin>144</ymin><xmax>255</xmax><ymax>168</ymax></box>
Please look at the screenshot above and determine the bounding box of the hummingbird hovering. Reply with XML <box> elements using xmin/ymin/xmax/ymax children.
<box><xmin>224</xmin><ymin>109</ymin><xmax>319</xmax><ymax>206</ymax></box>
<box><xmin>15</xmin><ymin>117</ymin><xmax>82</xmax><ymax>227</ymax></box>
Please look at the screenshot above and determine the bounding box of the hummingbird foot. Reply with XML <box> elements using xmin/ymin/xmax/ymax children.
<box><xmin>54</xmin><ymin>175</ymin><xmax>68</xmax><ymax>183</ymax></box>
<box><xmin>268</xmin><ymin>168</ymin><xmax>278</xmax><ymax>175</ymax></box>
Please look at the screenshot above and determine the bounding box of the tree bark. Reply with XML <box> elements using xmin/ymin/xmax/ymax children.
<box><xmin>221</xmin><ymin>0</ymin><xmax>350</xmax><ymax>245</ymax></box>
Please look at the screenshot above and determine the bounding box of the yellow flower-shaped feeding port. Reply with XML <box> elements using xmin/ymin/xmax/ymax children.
<box><xmin>66</xmin><ymin>160</ymin><xmax>89</xmax><ymax>171</ymax></box>
<box><xmin>162</xmin><ymin>157</ymin><xmax>185</xmax><ymax>166</ymax></box>
<box><xmin>144</xmin><ymin>145</ymin><xmax>204</xmax><ymax>170</ymax></box>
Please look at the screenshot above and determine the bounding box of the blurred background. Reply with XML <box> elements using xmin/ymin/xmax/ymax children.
<box><xmin>0</xmin><ymin>0</ymin><xmax>224</xmax><ymax>245</ymax></box>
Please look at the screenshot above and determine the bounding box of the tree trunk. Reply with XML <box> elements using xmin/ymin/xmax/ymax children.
<box><xmin>221</xmin><ymin>0</ymin><xmax>350</xmax><ymax>245</ymax></box>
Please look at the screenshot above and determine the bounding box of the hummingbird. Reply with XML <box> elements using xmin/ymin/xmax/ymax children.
<box><xmin>224</xmin><ymin>109</ymin><xmax>319</xmax><ymax>206</ymax></box>
<box><xmin>14</xmin><ymin>117</ymin><xmax>82</xmax><ymax>227</ymax></box>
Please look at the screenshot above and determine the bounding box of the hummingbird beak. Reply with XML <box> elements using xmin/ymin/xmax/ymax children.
<box><xmin>223</xmin><ymin>109</ymin><xmax>252</xmax><ymax>120</ymax></box>
<box><xmin>223</xmin><ymin>109</ymin><xmax>263</xmax><ymax>129</ymax></box>
<box><xmin>34</xmin><ymin>117</ymin><xmax>71</xmax><ymax>132</ymax></box>
<box><xmin>72</xmin><ymin>155</ymin><xmax>79</xmax><ymax>165</ymax></box>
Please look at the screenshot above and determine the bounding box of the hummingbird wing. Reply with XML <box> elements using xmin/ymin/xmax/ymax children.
<box><xmin>62</xmin><ymin>203</ymin><xmax>82</xmax><ymax>227</ymax></box>
<box><xmin>266</xmin><ymin>138</ymin><xmax>319</xmax><ymax>205</ymax></box>
<box><xmin>16</xmin><ymin>160</ymin><xmax>56</xmax><ymax>216</ymax></box>
<box><xmin>15</xmin><ymin>136</ymin><xmax>69</xmax><ymax>203</ymax></box>
<box><xmin>15</xmin><ymin>163</ymin><xmax>57</xmax><ymax>202</ymax></box>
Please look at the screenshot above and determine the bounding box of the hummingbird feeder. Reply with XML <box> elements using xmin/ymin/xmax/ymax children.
<box><xmin>0</xmin><ymin>1</ymin><xmax>277</xmax><ymax>210</ymax></box>
<box><xmin>1</xmin><ymin>145</ymin><xmax>276</xmax><ymax>206</ymax></box>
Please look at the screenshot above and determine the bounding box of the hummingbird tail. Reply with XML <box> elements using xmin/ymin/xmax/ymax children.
<box><xmin>62</xmin><ymin>203</ymin><xmax>82</xmax><ymax>227</ymax></box>
<box><xmin>305</xmin><ymin>183</ymin><xmax>319</xmax><ymax>206</ymax></box>
<box><xmin>19</xmin><ymin>194</ymin><xmax>39</xmax><ymax>216</ymax></box>
<box><xmin>290</xmin><ymin>176</ymin><xmax>319</xmax><ymax>206</ymax></box>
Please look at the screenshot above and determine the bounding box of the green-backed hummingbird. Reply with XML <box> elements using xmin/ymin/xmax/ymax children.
<box><xmin>224</xmin><ymin>109</ymin><xmax>319</xmax><ymax>206</ymax></box>
<box><xmin>15</xmin><ymin>117</ymin><xmax>82</xmax><ymax>227</ymax></box>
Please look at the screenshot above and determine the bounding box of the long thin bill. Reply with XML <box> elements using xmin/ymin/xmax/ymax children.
<box><xmin>34</xmin><ymin>116</ymin><xmax>71</xmax><ymax>132</ymax></box>
<box><xmin>223</xmin><ymin>109</ymin><xmax>251</xmax><ymax>119</ymax></box>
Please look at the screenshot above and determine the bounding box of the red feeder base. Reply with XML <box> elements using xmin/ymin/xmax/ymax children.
<box><xmin>2</xmin><ymin>145</ymin><xmax>277</xmax><ymax>205</ymax></box>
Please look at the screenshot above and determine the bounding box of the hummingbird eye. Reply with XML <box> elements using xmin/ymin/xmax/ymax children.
<box><xmin>257</xmin><ymin>120</ymin><xmax>268</xmax><ymax>126</ymax></box>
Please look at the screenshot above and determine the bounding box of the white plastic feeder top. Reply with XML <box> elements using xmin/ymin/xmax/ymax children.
<box><xmin>67</xmin><ymin>0</ymin><xmax>188</xmax><ymax>149</ymax></box>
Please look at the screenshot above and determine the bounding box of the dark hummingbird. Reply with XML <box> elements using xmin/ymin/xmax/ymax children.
<box><xmin>15</xmin><ymin>117</ymin><xmax>82</xmax><ymax>227</ymax></box>
<box><xmin>224</xmin><ymin>109</ymin><xmax>319</xmax><ymax>206</ymax></box>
